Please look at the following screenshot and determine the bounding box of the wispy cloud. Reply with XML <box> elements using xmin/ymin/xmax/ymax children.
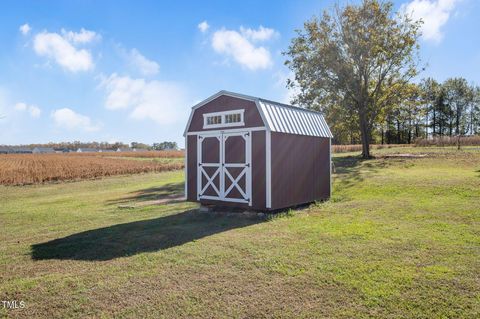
<box><xmin>100</xmin><ymin>73</ymin><xmax>188</xmax><ymax>125</ymax></box>
<box><xmin>52</xmin><ymin>108</ymin><xmax>100</xmax><ymax>131</ymax></box>
<box><xmin>14</xmin><ymin>102</ymin><xmax>41</xmax><ymax>118</ymax></box>
<box><xmin>19</xmin><ymin>23</ymin><xmax>31</xmax><ymax>35</ymax></box>
<box><xmin>33</xmin><ymin>28</ymin><xmax>98</xmax><ymax>72</ymax></box>
<box><xmin>61</xmin><ymin>28</ymin><xmax>101</xmax><ymax>44</ymax></box>
<box><xmin>129</xmin><ymin>49</ymin><xmax>160</xmax><ymax>76</ymax></box>
<box><xmin>198</xmin><ymin>21</ymin><xmax>210</xmax><ymax>33</ymax></box>
<box><xmin>239</xmin><ymin>26</ymin><xmax>278</xmax><ymax>41</ymax></box>
<box><xmin>211</xmin><ymin>25</ymin><xmax>277</xmax><ymax>70</ymax></box>
<box><xmin>402</xmin><ymin>0</ymin><xmax>461</xmax><ymax>43</ymax></box>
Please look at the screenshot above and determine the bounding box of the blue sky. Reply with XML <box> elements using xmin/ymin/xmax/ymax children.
<box><xmin>0</xmin><ymin>0</ymin><xmax>478</xmax><ymax>147</ymax></box>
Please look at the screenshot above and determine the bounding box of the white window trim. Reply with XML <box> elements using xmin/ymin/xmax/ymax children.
<box><xmin>203</xmin><ymin>109</ymin><xmax>245</xmax><ymax>129</ymax></box>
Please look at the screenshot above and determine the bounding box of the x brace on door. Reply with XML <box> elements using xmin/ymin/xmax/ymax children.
<box><xmin>223</xmin><ymin>168</ymin><xmax>247</xmax><ymax>199</ymax></box>
<box><xmin>197</xmin><ymin>131</ymin><xmax>251</xmax><ymax>205</ymax></box>
<box><xmin>200</xmin><ymin>166</ymin><xmax>220</xmax><ymax>197</ymax></box>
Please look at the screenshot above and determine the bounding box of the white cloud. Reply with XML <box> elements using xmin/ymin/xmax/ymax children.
<box><xmin>212</xmin><ymin>26</ymin><xmax>276</xmax><ymax>70</ymax></box>
<box><xmin>101</xmin><ymin>75</ymin><xmax>146</xmax><ymax>110</ymax></box>
<box><xmin>61</xmin><ymin>28</ymin><xmax>100</xmax><ymax>44</ymax></box>
<box><xmin>14</xmin><ymin>102</ymin><xmax>27</xmax><ymax>111</ymax></box>
<box><xmin>402</xmin><ymin>0</ymin><xmax>460</xmax><ymax>43</ymax></box>
<box><xmin>19</xmin><ymin>23</ymin><xmax>31</xmax><ymax>35</ymax></box>
<box><xmin>129</xmin><ymin>49</ymin><xmax>159</xmax><ymax>76</ymax></box>
<box><xmin>52</xmin><ymin>108</ymin><xmax>100</xmax><ymax>131</ymax></box>
<box><xmin>100</xmin><ymin>73</ymin><xmax>188</xmax><ymax>125</ymax></box>
<box><xmin>240</xmin><ymin>26</ymin><xmax>277</xmax><ymax>41</ymax></box>
<box><xmin>33</xmin><ymin>30</ymin><xmax>95</xmax><ymax>72</ymax></box>
<box><xmin>198</xmin><ymin>21</ymin><xmax>210</xmax><ymax>33</ymax></box>
<box><xmin>14</xmin><ymin>102</ymin><xmax>41</xmax><ymax>117</ymax></box>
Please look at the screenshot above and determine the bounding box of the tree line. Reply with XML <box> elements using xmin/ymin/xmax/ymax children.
<box><xmin>336</xmin><ymin>77</ymin><xmax>480</xmax><ymax>145</ymax></box>
<box><xmin>3</xmin><ymin>141</ymin><xmax>179</xmax><ymax>151</ymax></box>
<box><xmin>284</xmin><ymin>0</ymin><xmax>480</xmax><ymax>158</ymax></box>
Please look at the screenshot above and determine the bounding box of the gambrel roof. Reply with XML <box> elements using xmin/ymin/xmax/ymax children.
<box><xmin>184</xmin><ymin>90</ymin><xmax>333</xmax><ymax>138</ymax></box>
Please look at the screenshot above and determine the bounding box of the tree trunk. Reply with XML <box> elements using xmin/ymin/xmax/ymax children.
<box><xmin>397</xmin><ymin>120</ymin><xmax>401</xmax><ymax>144</ymax></box>
<box><xmin>456</xmin><ymin>106</ymin><xmax>460</xmax><ymax>135</ymax></box>
<box><xmin>359</xmin><ymin>111</ymin><xmax>370</xmax><ymax>158</ymax></box>
<box><xmin>425</xmin><ymin>107</ymin><xmax>429</xmax><ymax>139</ymax></box>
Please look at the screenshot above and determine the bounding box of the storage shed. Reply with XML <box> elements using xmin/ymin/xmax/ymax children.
<box><xmin>184</xmin><ymin>91</ymin><xmax>333</xmax><ymax>211</ymax></box>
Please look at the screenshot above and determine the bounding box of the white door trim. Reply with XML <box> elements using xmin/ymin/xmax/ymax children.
<box><xmin>184</xmin><ymin>135</ymin><xmax>188</xmax><ymax>198</ymax></box>
<box><xmin>197</xmin><ymin>133</ymin><xmax>222</xmax><ymax>201</ymax></box>
<box><xmin>329</xmin><ymin>138</ymin><xmax>332</xmax><ymax>197</ymax></box>
<box><xmin>197</xmin><ymin>130</ymin><xmax>252</xmax><ymax>206</ymax></box>
<box><xmin>221</xmin><ymin>131</ymin><xmax>251</xmax><ymax>205</ymax></box>
<box><xmin>265</xmin><ymin>130</ymin><xmax>271</xmax><ymax>208</ymax></box>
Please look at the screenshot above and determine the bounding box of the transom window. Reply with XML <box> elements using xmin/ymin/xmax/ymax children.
<box><xmin>225</xmin><ymin>113</ymin><xmax>241</xmax><ymax>124</ymax></box>
<box><xmin>203</xmin><ymin>109</ymin><xmax>245</xmax><ymax>128</ymax></box>
<box><xmin>206</xmin><ymin>115</ymin><xmax>222</xmax><ymax>125</ymax></box>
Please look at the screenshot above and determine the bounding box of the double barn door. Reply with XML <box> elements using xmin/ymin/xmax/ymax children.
<box><xmin>197</xmin><ymin>131</ymin><xmax>251</xmax><ymax>205</ymax></box>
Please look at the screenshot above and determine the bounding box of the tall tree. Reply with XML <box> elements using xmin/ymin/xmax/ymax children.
<box><xmin>284</xmin><ymin>0</ymin><xmax>421</xmax><ymax>158</ymax></box>
<box><xmin>419</xmin><ymin>78</ymin><xmax>439</xmax><ymax>138</ymax></box>
<box><xmin>442</xmin><ymin>78</ymin><xmax>472</xmax><ymax>136</ymax></box>
<box><xmin>470</xmin><ymin>86</ymin><xmax>480</xmax><ymax>134</ymax></box>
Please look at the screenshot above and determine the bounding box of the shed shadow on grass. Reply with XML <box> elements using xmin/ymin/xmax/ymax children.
<box><xmin>31</xmin><ymin>209</ymin><xmax>262</xmax><ymax>261</ymax></box>
<box><xmin>333</xmin><ymin>155</ymin><xmax>391</xmax><ymax>190</ymax></box>
<box><xmin>333</xmin><ymin>156</ymin><xmax>366</xmax><ymax>188</ymax></box>
<box><xmin>107</xmin><ymin>182</ymin><xmax>185</xmax><ymax>206</ymax></box>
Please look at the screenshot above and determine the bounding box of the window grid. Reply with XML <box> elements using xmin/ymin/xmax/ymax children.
<box><xmin>204</xmin><ymin>110</ymin><xmax>244</xmax><ymax>128</ymax></box>
<box><xmin>207</xmin><ymin>115</ymin><xmax>222</xmax><ymax>125</ymax></box>
<box><xmin>225</xmin><ymin>113</ymin><xmax>241</xmax><ymax>124</ymax></box>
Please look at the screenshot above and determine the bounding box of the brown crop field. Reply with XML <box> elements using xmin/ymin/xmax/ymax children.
<box><xmin>0</xmin><ymin>154</ymin><xmax>184</xmax><ymax>185</ymax></box>
<box><xmin>414</xmin><ymin>135</ymin><xmax>480</xmax><ymax>147</ymax></box>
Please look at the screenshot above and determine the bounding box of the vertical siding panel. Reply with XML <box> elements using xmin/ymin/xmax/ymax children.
<box><xmin>271</xmin><ymin>132</ymin><xmax>330</xmax><ymax>210</ymax></box>
<box><xmin>252</xmin><ymin>131</ymin><xmax>266</xmax><ymax>209</ymax></box>
<box><xmin>187</xmin><ymin>135</ymin><xmax>197</xmax><ymax>201</ymax></box>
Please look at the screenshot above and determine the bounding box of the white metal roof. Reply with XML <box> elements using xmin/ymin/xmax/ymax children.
<box><xmin>257</xmin><ymin>99</ymin><xmax>332</xmax><ymax>138</ymax></box>
<box><xmin>184</xmin><ymin>90</ymin><xmax>333</xmax><ymax>138</ymax></box>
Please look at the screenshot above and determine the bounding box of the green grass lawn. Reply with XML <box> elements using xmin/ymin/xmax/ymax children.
<box><xmin>1</xmin><ymin>147</ymin><xmax>479</xmax><ymax>318</ymax></box>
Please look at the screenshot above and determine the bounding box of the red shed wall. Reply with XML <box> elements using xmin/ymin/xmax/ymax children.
<box><xmin>187</xmin><ymin>95</ymin><xmax>264</xmax><ymax>133</ymax></box>
<box><xmin>186</xmin><ymin>130</ymin><xmax>266</xmax><ymax>210</ymax></box>
<box><xmin>186</xmin><ymin>135</ymin><xmax>197</xmax><ymax>202</ymax></box>
<box><xmin>185</xmin><ymin>94</ymin><xmax>267</xmax><ymax>210</ymax></box>
<box><xmin>270</xmin><ymin>132</ymin><xmax>330</xmax><ymax>210</ymax></box>
<box><xmin>251</xmin><ymin>130</ymin><xmax>266</xmax><ymax>209</ymax></box>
